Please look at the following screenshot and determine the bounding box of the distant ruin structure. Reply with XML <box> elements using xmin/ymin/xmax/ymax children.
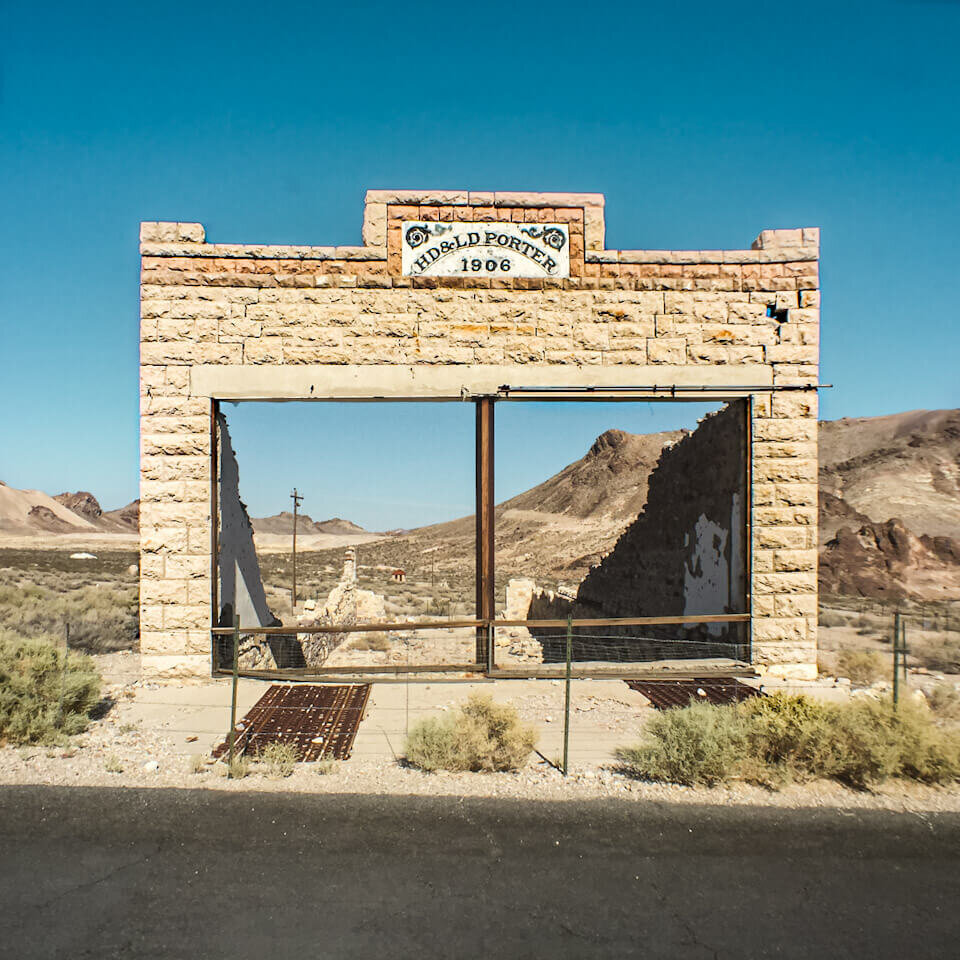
<box><xmin>139</xmin><ymin>190</ymin><xmax>821</xmax><ymax>679</ymax></box>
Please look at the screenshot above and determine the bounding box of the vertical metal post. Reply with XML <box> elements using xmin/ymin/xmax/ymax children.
<box><xmin>290</xmin><ymin>488</ymin><xmax>302</xmax><ymax>608</ymax></box>
<box><xmin>475</xmin><ymin>398</ymin><xmax>495</xmax><ymax>667</ymax></box>
<box><xmin>562</xmin><ymin>615</ymin><xmax>572</xmax><ymax>776</ymax></box>
<box><xmin>58</xmin><ymin>622</ymin><xmax>69</xmax><ymax>726</ymax></box>
<box><xmin>893</xmin><ymin>612</ymin><xmax>901</xmax><ymax>708</ymax></box>
<box><xmin>227</xmin><ymin>616</ymin><xmax>240</xmax><ymax>775</ymax></box>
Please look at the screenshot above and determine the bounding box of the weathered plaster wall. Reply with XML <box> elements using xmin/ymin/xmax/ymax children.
<box><xmin>139</xmin><ymin>190</ymin><xmax>819</xmax><ymax>679</ymax></box>
<box><xmin>215</xmin><ymin>412</ymin><xmax>280</xmax><ymax>630</ymax></box>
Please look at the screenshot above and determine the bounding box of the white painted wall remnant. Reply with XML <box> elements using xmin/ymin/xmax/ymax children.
<box><xmin>217</xmin><ymin>412</ymin><xmax>281</xmax><ymax>629</ymax></box>
<box><xmin>683</xmin><ymin>511</ymin><xmax>730</xmax><ymax>637</ymax></box>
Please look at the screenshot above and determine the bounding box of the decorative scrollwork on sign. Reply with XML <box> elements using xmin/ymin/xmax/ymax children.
<box><xmin>519</xmin><ymin>226</ymin><xmax>543</xmax><ymax>239</ymax></box>
<box><xmin>542</xmin><ymin>227</ymin><xmax>566</xmax><ymax>251</ymax></box>
<box><xmin>405</xmin><ymin>225</ymin><xmax>431</xmax><ymax>248</ymax></box>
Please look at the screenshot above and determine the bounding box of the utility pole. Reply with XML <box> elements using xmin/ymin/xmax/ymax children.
<box><xmin>290</xmin><ymin>488</ymin><xmax>303</xmax><ymax>608</ymax></box>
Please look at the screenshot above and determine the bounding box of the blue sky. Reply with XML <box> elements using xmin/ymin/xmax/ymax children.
<box><xmin>1</xmin><ymin>0</ymin><xmax>958</xmax><ymax>520</ymax></box>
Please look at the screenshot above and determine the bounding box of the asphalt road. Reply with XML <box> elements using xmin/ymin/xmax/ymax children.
<box><xmin>0</xmin><ymin>786</ymin><xmax>958</xmax><ymax>959</ymax></box>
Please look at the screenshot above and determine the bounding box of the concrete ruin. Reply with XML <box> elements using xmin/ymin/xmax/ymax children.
<box><xmin>139</xmin><ymin>189</ymin><xmax>821</xmax><ymax>680</ymax></box>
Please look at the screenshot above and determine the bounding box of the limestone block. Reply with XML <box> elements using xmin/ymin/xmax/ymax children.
<box><xmin>602</xmin><ymin>349</ymin><xmax>648</xmax><ymax>365</ymax></box>
<box><xmin>141</xmin><ymin>554</ymin><xmax>165</xmax><ymax>579</ymax></box>
<box><xmin>187</xmin><ymin>578</ymin><xmax>212</xmax><ymax>604</ymax></box>
<box><xmin>753</xmin><ymin>441</ymin><xmax>817</xmax><ymax>459</ymax></box>
<box><xmin>770</xmin><ymin>392</ymin><xmax>818</xmax><ymax>419</ymax></box>
<box><xmin>754</xmin><ymin>506</ymin><xmax>816</xmax><ymax>526</ymax></box>
<box><xmin>142</xmin><ymin>416</ymin><xmax>210</xmax><ymax>436</ymax></box>
<box><xmin>800</xmin><ymin>290</ymin><xmax>820</xmax><ymax>308</ymax></box>
<box><xmin>141</xmin><ymin>579</ymin><xmax>190</xmax><ymax>605</ymax></box>
<box><xmin>752</xmin><ymin>419</ymin><xmax>817</xmax><ymax>442</ymax></box>
<box><xmin>165</xmin><ymin>555</ymin><xmax>210</xmax><ymax>579</ymax></box>
<box><xmin>647</xmin><ymin>338</ymin><xmax>686</xmax><ymax>363</ymax></box>
<box><xmin>752</xmin><ymin>458</ymin><xmax>817</xmax><ymax>483</ymax></box>
<box><xmin>755</xmin><ymin>527</ymin><xmax>810</xmax><ymax>550</ymax></box>
<box><xmin>773</xmin><ymin>483</ymin><xmax>818</xmax><ymax>508</ymax></box>
<box><xmin>764</xmin><ymin>344</ymin><xmax>818</xmax><ymax>364</ymax></box>
<box><xmin>774</xmin><ymin>594</ymin><xmax>818</xmax><ymax>617</ymax></box>
<box><xmin>772</xmin><ymin>550</ymin><xmax>817</xmax><ymax>572</ymax></box>
<box><xmin>772</xmin><ymin>365</ymin><xmax>819</xmax><ymax>385</ymax></box>
<box><xmin>685</xmin><ymin>344</ymin><xmax>729</xmax><ymax>363</ymax></box>
<box><xmin>140</xmin><ymin>455</ymin><xmax>209</xmax><ymax>482</ymax></box>
<box><xmin>140</xmin><ymin>604</ymin><xmax>164</xmax><ymax>630</ymax></box>
<box><xmin>760</xmin><ymin>661</ymin><xmax>818</xmax><ymax>681</ymax></box>
<box><xmin>752</xmin><ymin>549</ymin><xmax>774</xmax><ymax>572</ymax></box>
<box><xmin>751</xmin><ymin>617</ymin><xmax>809</xmax><ymax>642</ymax></box>
<box><xmin>753</xmin><ymin>571</ymin><xmax>818</xmax><ymax>595</ymax></box>
<box><xmin>243</xmin><ymin>339</ymin><xmax>285</xmax><ymax>363</ymax></box>
<box><xmin>752</xmin><ymin>595</ymin><xmax>775</xmax><ymax>617</ymax></box>
<box><xmin>140</xmin><ymin>527</ymin><xmax>189</xmax><ymax>554</ymax></box>
<box><xmin>144</xmin><ymin>502</ymin><xmax>209</xmax><ymax>525</ymax></box>
<box><xmin>218</xmin><ymin>318</ymin><xmax>262</xmax><ymax>341</ymax></box>
<box><xmin>727</xmin><ymin>301</ymin><xmax>768</xmax><ymax>322</ymax></box>
<box><xmin>751</xmin><ymin>483</ymin><xmax>776</xmax><ymax>506</ymax></box>
<box><xmin>141</xmin><ymin>434</ymin><xmax>209</xmax><ymax>457</ymax></box>
<box><xmin>163</xmin><ymin>604</ymin><xmax>210</xmax><ymax>630</ymax></box>
<box><xmin>140</xmin><ymin>654</ymin><xmax>210</xmax><ymax>680</ymax></box>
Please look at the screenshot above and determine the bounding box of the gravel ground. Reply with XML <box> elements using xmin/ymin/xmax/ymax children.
<box><xmin>3</xmin><ymin>695</ymin><xmax>960</xmax><ymax>813</ymax></box>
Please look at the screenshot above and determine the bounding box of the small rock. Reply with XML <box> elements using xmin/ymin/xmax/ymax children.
<box><xmin>142</xmin><ymin>760</ymin><xmax>160</xmax><ymax>774</ymax></box>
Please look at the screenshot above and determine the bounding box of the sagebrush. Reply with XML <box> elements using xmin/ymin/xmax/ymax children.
<box><xmin>404</xmin><ymin>693</ymin><xmax>537</xmax><ymax>772</ymax></box>
<box><xmin>616</xmin><ymin>693</ymin><xmax>960</xmax><ymax>789</ymax></box>
<box><xmin>0</xmin><ymin>631</ymin><xmax>101</xmax><ymax>745</ymax></box>
<box><xmin>256</xmin><ymin>741</ymin><xmax>298</xmax><ymax>778</ymax></box>
<box><xmin>835</xmin><ymin>649</ymin><xmax>888</xmax><ymax>687</ymax></box>
<box><xmin>0</xmin><ymin>581</ymin><xmax>137</xmax><ymax>654</ymax></box>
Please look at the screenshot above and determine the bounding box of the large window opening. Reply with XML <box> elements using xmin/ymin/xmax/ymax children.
<box><xmin>211</xmin><ymin>394</ymin><xmax>750</xmax><ymax>678</ymax></box>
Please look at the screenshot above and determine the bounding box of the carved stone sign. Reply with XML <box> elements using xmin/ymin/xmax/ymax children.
<box><xmin>401</xmin><ymin>221</ymin><xmax>570</xmax><ymax>278</ymax></box>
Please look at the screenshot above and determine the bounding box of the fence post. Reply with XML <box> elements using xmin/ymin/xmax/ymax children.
<box><xmin>562</xmin><ymin>615</ymin><xmax>572</xmax><ymax>777</ymax></box>
<box><xmin>58</xmin><ymin>622</ymin><xmax>69</xmax><ymax>726</ymax></box>
<box><xmin>227</xmin><ymin>615</ymin><xmax>240</xmax><ymax>776</ymax></box>
<box><xmin>893</xmin><ymin>612</ymin><xmax>901</xmax><ymax>708</ymax></box>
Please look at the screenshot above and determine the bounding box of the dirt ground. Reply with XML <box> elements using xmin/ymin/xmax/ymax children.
<box><xmin>2</xmin><ymin>651</ymin><xmax>959</xmax><ymax>813</ymax></box>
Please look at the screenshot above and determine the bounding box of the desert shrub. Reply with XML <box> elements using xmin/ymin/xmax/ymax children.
<box><xmin>615</xmin><ymin>694</ymin><xmax>960</xmax><ymax>789</ymax></box>
<box><xmin>104</xmin><ymin>755</ymin><xmax>124</xmax><ymax>774</ymax></box>
<box><xmin>349</xmin><ymin>631</ymin><xmax>391</xmax><ymax>652</ymax></box>
<box><xmin>615</xmin><ymin>702</ymin><xmax>746</xmax><ymax>786</ymax></box>
<box><xmin>226</xmin><ymin>755</ymin><xmax>251</xmax><ymax>779</ymax></box>
<box><xmin>836</xmin><ymin>649</ymin><xmax>887</xmax><ymax>686</ymax></box>
<box><xmin>927</xmin><ymin>685</ymin><xmax>960</xmax><ymax>723</ymax></box>
<box><xmin>0</xmin><ymin>631</ymin><xmax>101</xmax><ymax>745</ymax></box>
<box><xmin>0</xmin><ymin>582</ymin><xmax>137</xmax><ymax>653</ymax></box>
<box><xmin>256</xmin><ymin>741</ymin><xmax>298</xmax><ymax>778</ymax></box>
<box><xmin>818</xmin><ymin>610</ymin><xmax>848</xmax><ymax>628</ymax></box>
<box><xmin>404</xmin><ymin>693</ymin><xmax>537</xmax><ymax>773</ymax></box>
<box><xmin>314</xmin><ymin>758</ymin><xmax>338</xmax><ymax>775</ymax></box>
<box><xmin>911</xmin><ymin>637</ymin><xmax>960</xmax><ymax>674</ymax></box>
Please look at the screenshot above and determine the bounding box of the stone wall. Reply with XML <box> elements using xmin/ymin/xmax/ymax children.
<box><xmin>533</xmin><ymin>402</ymin><xmax>748</xmax><ymax>663</ymax></box>
<box><xmin>139</xmin><ymin>190</ymin><xmax>819</xmax><ymax>679</ymax></box>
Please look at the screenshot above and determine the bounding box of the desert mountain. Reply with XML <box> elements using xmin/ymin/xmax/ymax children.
<box><xmin>0</xmin><ymin>483</ymin><xmax>137</xmax><ymax>536</ymax></box>
<box><xmin>252</xmin><ymin>511</ymin><xmax>368</xmax><ymax>536</ymax></box>
<box><xmin>820</xmin><ymin>409</ymin><xmax>960</xmax><ymax>540</ymax></box>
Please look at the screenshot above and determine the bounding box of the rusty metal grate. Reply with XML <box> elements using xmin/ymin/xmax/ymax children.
<box><xmin>213</xmin><ymin>683</ymin><xmax>371</xmax><ymax>761</ymax></box>
<box><xmin>625</xmin><ymin>678</ymin><xmax>762</xmax><ymax>710</ymax></box>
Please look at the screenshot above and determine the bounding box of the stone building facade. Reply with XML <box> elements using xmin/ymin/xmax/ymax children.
<box><xmin>139</xmin><ymin>190</ymin><xmax>821</xmax><ymax>680</ymax></box>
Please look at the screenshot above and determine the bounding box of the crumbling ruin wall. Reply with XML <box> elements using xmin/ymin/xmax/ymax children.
<box><xmin>531</xmin><ymin>402</ymin><xmax>748</xmax><ymax>662</ymax></box>
<box><xmin>217</xmin><ymin>412</ymin><xmax>281</xmax><ymax>630</ymax></box>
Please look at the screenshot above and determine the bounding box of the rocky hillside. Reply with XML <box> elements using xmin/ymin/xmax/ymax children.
<box><xmin>820</xmin><ymin>409</ymin><xmax>960</xmax><ymax>540</ymax></box>
<box><xmin>251</xmin><ymin>512</ymin><xmax>368</xmax><ymax>536</ymax></box>
<box><xmin>0</xmin><ymin>483</ymin><xmax>137</xmax><ymax>536</ymax></box>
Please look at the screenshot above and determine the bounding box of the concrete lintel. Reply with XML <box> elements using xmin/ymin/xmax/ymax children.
<box><xmin>191</xmin><ymin>364</ymin><xmax>773</xmax><ymax>401</ymax></box>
